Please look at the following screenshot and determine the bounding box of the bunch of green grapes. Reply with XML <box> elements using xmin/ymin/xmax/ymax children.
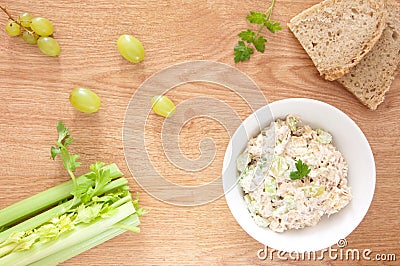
<box><xmin>1</xmin><ymin>6</ymin><xmax>60</xmax><ymax>56</ymax></box>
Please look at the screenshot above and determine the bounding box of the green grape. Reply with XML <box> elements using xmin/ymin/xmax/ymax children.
<box><xmin>151</xmin><ymin>95</ymin><xmax>176</xmax><ymax>117</ymax></box>
<box><xmin>69</xmin><ymin>88</ymin><xmax>101</xmax><ymax>113</ymax></box>
<box><xmin>22</xmin><ymin>31</ymin><xmax>38</xmax><ymax>44</ymax></box>
<box><xmin>5</xmin><ymin>21</ymin><xmax>21</xmax><ymax>37</ymax></box>
<box><xmin>37</xmin><ymin>37</ymin><xmax>60</xmax><ymax>56</ymax></box>
<box><xmin>117</xmin><ymin>35</ymin><xmax>145</xmax><ymax>63</ymax></box>
<box><xmin>31</xmin><ymin>17</ymin><xmax>53</xmax><ymax>36</ymax></box>
<box><xmin>18</xmin><ymin>12</ymin><xmax>33</xmax><ymax>27</ymax></box>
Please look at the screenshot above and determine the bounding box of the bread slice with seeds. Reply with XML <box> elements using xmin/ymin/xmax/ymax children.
<box><xmin>337</xmin><ymin>0</ymin><xmax>400</xmax><ymax>110</ymax></box>
<box><xmin>288</xmin><ymin>0</ymin><xmax>387</xmax><ymax>81</ymax></box>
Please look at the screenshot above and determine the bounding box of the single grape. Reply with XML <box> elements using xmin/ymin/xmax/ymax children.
<box><xmin>69</xmin><ymin>88</ymin><xmax>101</xmax><ymax>113</ymax></box>
<box><xmin>151</xmin><ymin>95</ymin><xmax>176</xmax><ymax>117</ymax></box>
<box><xmin>5</xmin><ymin>21</ymin><xmax>21</xmax><ymax>37</ymax></box>
<box><xmin>31</xmin><ymin>17</ymin><xmax>53</xmax><ymax>36</ymax></box>
<box><xmin>18</xmin><ymin>12</ymin><xmax>33</xmax><ymax>27</ymax></box>
<box><xmin>37</xmin><ymin>37</ymin><xmax>60</xmax><ymax>56</ymax></box>
<box><xmin>117</xmin><ymin>35</ymin><xmax>145</xmax><ymax>63</ymax></box>
<box><xmin>22</xmin><ymin>31</ymin><xmax>38</xmax><ymax>44</ymax></box>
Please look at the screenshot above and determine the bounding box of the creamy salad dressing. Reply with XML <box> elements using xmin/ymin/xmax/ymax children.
<box><xmin>237</xmin><ymin>115</ymin><xmax>352</xmax><ymax>232</ymax></box>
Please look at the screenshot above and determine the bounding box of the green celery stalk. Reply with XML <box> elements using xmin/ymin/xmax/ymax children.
<box><xmin>0</xmin><ymin>163</ymin><xmax>122</xmax><ymax>230</ymax></box>
<box><xmin>30</xmin><ymin>214</ymin><xmax>140</xmax><ymax>266</ymax></box>
<box><xmin>0</xmin><ymin>179</ymin><xmax>74</xmax><ymax>230</ymax></box>
<box><xmin>0</xmin><ymin>177</ymin><xmax>128</xmax><ymax>243</ymax></box>
<box><xmin>0</xmin><ymin>202</ymin><xmax>136</xmax><ymax>266</ymax></box>
<box><xmin>110</xmin><ymin>195</ymin><xmax>132</xmax><ymax>209</ymax></box>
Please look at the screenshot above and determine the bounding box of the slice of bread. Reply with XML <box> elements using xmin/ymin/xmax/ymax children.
<box><xmin>337</xmin><ymin>0</ymin><xmax>400</xmax><ymax>110</ymax></box>
<box><xmin>288</xmin><ymin>0</ymin><xmax>387</xmax><ymax>81</ymax></box>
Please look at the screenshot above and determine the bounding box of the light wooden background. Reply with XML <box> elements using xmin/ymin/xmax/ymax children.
<box><xmin>0</xmin><ymin>0</ymin><xmax>399</xmax><ymax>265</ymax></box>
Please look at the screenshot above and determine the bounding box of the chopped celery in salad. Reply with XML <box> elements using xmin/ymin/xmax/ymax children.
<box><xmin>237</xmin><ymin>115</ymin><xmax>351</xmax><ymax>232</ymax></box>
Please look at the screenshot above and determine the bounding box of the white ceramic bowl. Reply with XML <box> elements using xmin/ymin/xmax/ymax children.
<box><xmin>222</xmin><ymin>98</ymin><xmax>375</xmax><ymax>252</ymax></box>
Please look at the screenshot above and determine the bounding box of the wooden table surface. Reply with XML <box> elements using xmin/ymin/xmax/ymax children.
<box><xmin>0</xmin><ymin>0</ymin><xmax>399</xmax><ymax>265</ymax></box>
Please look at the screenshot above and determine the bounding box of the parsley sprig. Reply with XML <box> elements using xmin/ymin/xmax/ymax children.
<box><xmin>290</xmin><ymin>159</ymin><xmax>311</xmax><ymax>180</ymax></box>
<box><xmin>234</xmin><ymin>0</ymin><xmax>282</xmax><ymax>62</ymax></box>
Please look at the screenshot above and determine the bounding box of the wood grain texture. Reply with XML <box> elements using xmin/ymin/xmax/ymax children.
<box><xmin>0</xmin><ymin>0</ymin><xmax>399</xmax><ymax>265</ymax></box>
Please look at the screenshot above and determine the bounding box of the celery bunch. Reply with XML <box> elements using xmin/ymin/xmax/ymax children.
<box><xmin>0</xmin><ymin>122</ymin><xmax>145</xmax><ymax>265</ymax></box>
